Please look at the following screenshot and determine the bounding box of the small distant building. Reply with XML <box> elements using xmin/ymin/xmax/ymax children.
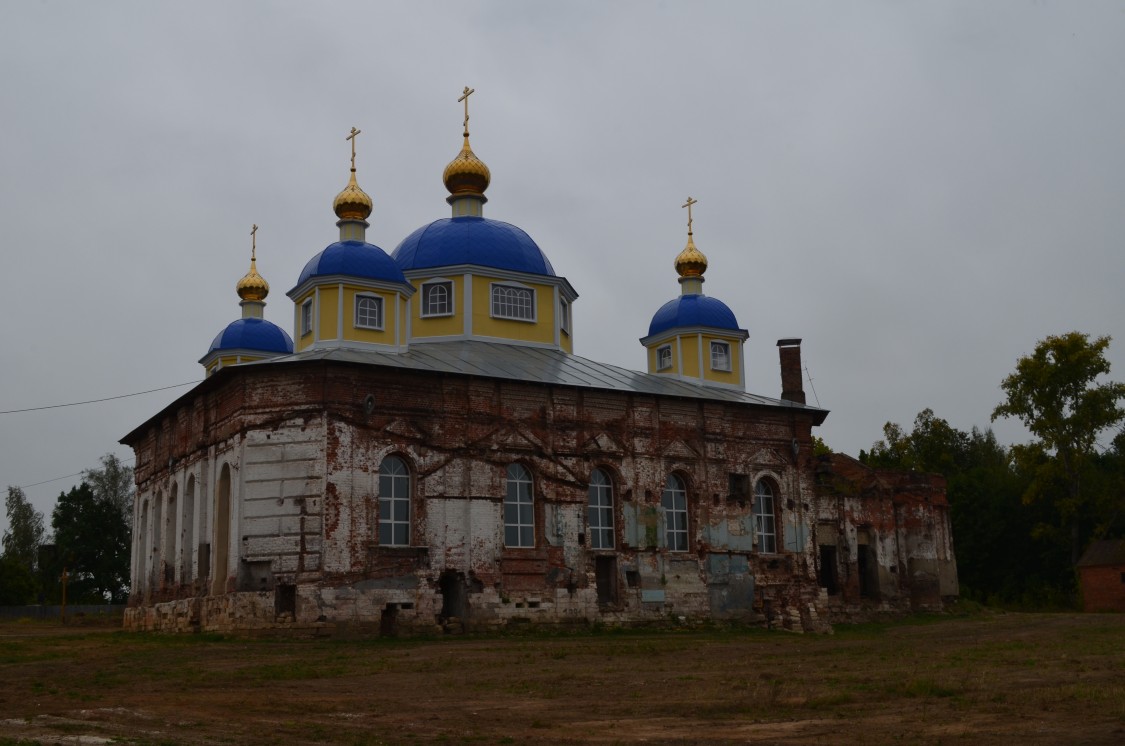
<box><xmin>1077</xmin><ymin>539</ymin><xmax>1125</xmax><ymax>612</ymax></box>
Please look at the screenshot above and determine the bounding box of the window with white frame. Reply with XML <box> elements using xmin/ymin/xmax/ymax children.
<box><xmin>421</xmin><ymin>280</ymin><xmax>453</xmax><ymax>317</ymax></box>
<box><xmin>491</xmin><ymin>283</ymin><xmax>535</xmax><ymax>321</ymax></box>
<box><xmin>355</xmin><ymin>294</ymin><xmax>384</xmax><ymax>330</ymax></box>
<box><xmin>587</xmin><ymin>469</ymin><xmax>614</xmax><ymax>549</ymax></box>
<box><xmin>301</xmin><ymin>299</ymin><xmax>313</xmax><ymax>336</ymax></box>
<box><xmin>657</xmin><ymin>345</ymin><xmax>673</xmax><ymax>371</ymax></box>
<box><xmin>661</xmin><ymin>474</ymin><xmax>688</xmax><ymax>551</ymax></box>
<box><xmin>754</xmin><ymin>479</ymin><xmax>777</xmax><ymax>553</ymax></box>
<box><xmin>379</xmin><ymin>456</ymin><xmax>410</xmax><ymax>546</ymax></box>
<box><xmin>711</xmin><ymin>341</ymin><xmax>731</xmax><ymax>371</ymax></box>
<box><xmin>504</xmin><ymin>463</ymin><xmax>534</xmax><ymax>547</ymax></box>
<box><xmin>559</xmin><ymin>298</ymin><xmax>570</xmax><ymax>334</ymax></box>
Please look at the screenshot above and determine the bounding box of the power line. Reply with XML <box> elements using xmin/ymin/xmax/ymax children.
<box><xmin>0</xmin><ymin>381</ymin><xmax>199</xmax><ymax>415</ymax></box>
<box><xmin>18</xmin><ymin>457</ymin><xmax>137</xmax><ymax>490</ymax></box>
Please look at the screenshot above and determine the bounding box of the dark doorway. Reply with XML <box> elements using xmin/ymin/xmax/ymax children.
<box><xmin>857</xmin><ymin>543</ymin><xmax>879</xmax><ymax>599</ymax></box>
<box><xmin>818</xmin><ymin>545</ymin><xmax>838</xmax><ymax>594</ymax></box>
<box><xmin>275</xmin><ymin>583</ymin><xmax>296</xmax><ymax>618</ymax></box>
<box><xmin>439</xmin><ymin>570</ymin><xmax>467</xmax><ymax>630</ymax></box>
<box><xmin>595</xmin><ymin>556</ymin><xmax>618</xmax><ymax>606</ymax></box>
<box><xmin>380</xmin><ymin>604</ymin><xmax>399</xmax><ymax>636</ymax></box>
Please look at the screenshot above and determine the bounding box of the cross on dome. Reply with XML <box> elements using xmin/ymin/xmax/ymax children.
<box><xmin>459</xmin><ymin>86</ymin><xmax>475</xmax><ymax>136</ymax></box>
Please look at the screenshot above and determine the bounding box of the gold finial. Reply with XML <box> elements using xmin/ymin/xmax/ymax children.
<box><xmin>674</xmin><ymin>196</ymin><xmax>708</xmax><ymax>279</ymax></box>
<box><xmin>443</xmin><ymin>86</ymin><xmax>490</xmax><ymax>198</ymax></box>
<box><xmin>459</xmin><ymin>86</ymin><xmax>475</xmax><ymax>136</ymax></box>
<box><xmin>237</xmin><ymin>225</ymin><xmax>270</xmax><ymax>302</ymax></box>
<box><xmin>334</xmin><ymin>126</ymin><xmax>373</xmax><ymax>221</ymax></box>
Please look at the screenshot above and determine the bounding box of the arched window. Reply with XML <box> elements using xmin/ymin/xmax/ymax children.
<box><xmin>754</xmin><ymin>479</ymin><xmax>777</xmax><ymax>553</ymax></box>
<box><xmin>661</xmin><ymin>474</ymin><xmax>688</xmax><ymax>551</ymax></box>
<box><xmin>379</xmin><ymin>456</ymin><xmax>411</xmax><ymax>546</ymax></box>
<box><xmin>182</xmin><ymin>475</ymin><xmax>195</xmax><ymax>584</ymax></box>
<box><xmin>504</xmin><ymin>464</ymin><xmax>534</xmax><ymax>547</ymax></box>
<box><xmin>355</xmin><ymin>294</ymin><xmax>384</xmax><ymax>330</ymax></box>
<box><xmin>211</xmin><ymin>464</ymin><xmax>231</xmax><ymax>597</ymax></box>
<box><xmin>587</xmin><ymin>469</ymin><xmax>614</xmax><ymax>549</ymax></box>
<box><xmin>138</xmin><ymin>499</ymin><xmax>150</xmax><ymax>593</ymax></box>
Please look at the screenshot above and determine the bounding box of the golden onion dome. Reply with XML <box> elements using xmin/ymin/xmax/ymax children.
<box><xmin>236</xmin><ymin>257</ymin><xmax>269</xmax><ymax>302</ymax></box>
<box><xmin>333</xmin><ymin>168</ymin><xmax>373</xmax><ymax>221</ymax></box>
<box><xmin>443</xmin><ymin>134</ymin><xmax>491</xmax><ymax>196</ymax></box>
<box><xmin>674</xmin><ymin>233</ymin><xmax>708</xmax><ymax>278</ymax></box>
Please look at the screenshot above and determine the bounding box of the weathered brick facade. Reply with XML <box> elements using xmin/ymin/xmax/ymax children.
<box><xmin>812</xmin><ymin>454</ymin><xmax>959</xmax><ymax>622</ymax></box>
<box><xmin>122</xmin><ymin>346</ymin><xmax>958</xmax><ymax>635</ymax></box>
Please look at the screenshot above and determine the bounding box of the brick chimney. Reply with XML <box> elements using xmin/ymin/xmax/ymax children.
<box><xmin>777</xmin><ymin>339</ymin><xmax>806</xmax><ymax>404</ymax></box>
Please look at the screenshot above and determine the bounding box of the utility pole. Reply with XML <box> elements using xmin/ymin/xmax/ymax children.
<box><xmin>60</xmin><ymin>567</ymin><xmax>68</xmax><ymax>624</ymax></box>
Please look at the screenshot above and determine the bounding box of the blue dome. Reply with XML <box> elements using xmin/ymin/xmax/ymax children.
<box><xmin>207</xmin><ymin>318</ymin><xmax>294</xmax><ymax>355</ymax></box>
<box><xmin>295</xmin><ymin>241</ymin><xmax>407</xmax><ymax>287</ymax></box>
<box><xmin>648</xmin><ymin>294</ymin><xmax>742</xmax><ymax>337</ymax></box>
<box><xmin>392</xmin><ymin>217</ymin><xmax>555</xmax><ymax>276</ymax></box>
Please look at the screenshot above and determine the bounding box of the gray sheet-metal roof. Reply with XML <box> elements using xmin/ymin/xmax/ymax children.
<box><xmin>265</xmin><ymin>340</ymin><xmax>828</xmax><ymax>421</ymax></box>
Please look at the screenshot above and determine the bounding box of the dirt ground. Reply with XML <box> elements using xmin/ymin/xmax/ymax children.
<box><xmin>0</xmin><ymin>611</ymin><xmax>1122</xmax><ymax>745</ymax></box>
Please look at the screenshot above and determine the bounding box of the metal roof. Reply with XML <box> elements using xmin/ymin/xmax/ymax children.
<box><xmin>1077</xmin><ymin>539</ymin><xmax>1125</xmax><ymax>567</ymax></box>
<box><xmin>266</xmin><ymin>340</ymin><xmax>828</xmax><ymax>422</ymax></box>
<box><xmin>392</xmin><ymin>217</ymin><xmax>556</xmax><ymax>276</ymax></box>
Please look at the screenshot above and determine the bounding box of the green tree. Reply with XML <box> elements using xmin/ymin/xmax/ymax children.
<box><xmin>3</xmin><ymin>486</ymin><xmax>46</xmax><ymax>573</ymax></box>
<box><xmin>0</xmin><ymin>554</ymin><xmax>37</xmax><ymax>604</ymax></box>
<box><xmin>863</xmin><ymin>410</ymin><xmax>1042</xmax><ymax>603</ymax></box>
<box><xmin>48</xmin><ymin>483</ymin><xmax>130</xmax><ymax>603</ymax></box>
<box><xmin>84</xmin><ymin>454</ymin><xmax>134</xmax><ymax>529</ymax></box>
<box><xmin>992</xmin><ymin>332</ymin><xmax>1125</xmax><ymax>565</ymax></box>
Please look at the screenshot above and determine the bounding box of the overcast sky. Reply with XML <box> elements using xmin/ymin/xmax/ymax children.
<box><xmin>2</xmin><ymin>0</ymin><xmax>1124</xmax><ymax>536</ymax></box>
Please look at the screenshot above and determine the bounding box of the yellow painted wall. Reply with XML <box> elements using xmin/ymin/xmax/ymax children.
<box><xmin>702</xmin><ymin>334</ymin><xmax>742</xmax><ymax>386</ymax></box>
<box><xmin>317</xmin><ymin>286</ymin><xmax>339</xmax><ymax>341</ymax></box>
<box><xmin>561</xmin><ymin>330</ymin><xmax>573</xmax><ymax>354</ymax></box>
<box><xmin>681</xmin><ymin>335</ymin><xmax>701</xmax><ymax>378</ymax></box>
<box><xmin>342</xmin><ymin>286</ymin><xmax>397</xmax><ymax>344</ymax></box>
<box><xmin>412</xmin><ymin>276</ymin><xmax>463</xmax><ymax>337</ymax></box>
<box><xmin>470</xmin><ymin>275</ymin><xmax>555</xmax><ymax>345</ymax></box>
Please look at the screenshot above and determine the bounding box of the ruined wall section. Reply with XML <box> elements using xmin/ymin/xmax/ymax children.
<box><xmin>812</xmin><ymin>453</ymin><xmax>958</xmax><ymax>621</ymax></box>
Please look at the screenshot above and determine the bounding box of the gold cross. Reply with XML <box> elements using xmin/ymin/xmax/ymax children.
<box><xmin>250</xmin><ymin>224</ymin><xmax>258</xmax><ymax>261</ymax></box>
<box><xmin>458</xmin><ymin>86</ymin><xmax>475</xmax><ymax>134</ymax></box>
<box><xmin>682</xmin><ymin>196</ymin><xmax>698</xmax><ymax>234</ymax></box>
<box><xmin>346</xmin><ymin>127</ymin><xmax>361</xmax><ymax>170</ymax></box>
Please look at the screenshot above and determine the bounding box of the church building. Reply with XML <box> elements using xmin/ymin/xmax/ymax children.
<box><xmin>122</xmin><ymin>91</ymin><xmax>957</xmax><ymax>634</ymax></box>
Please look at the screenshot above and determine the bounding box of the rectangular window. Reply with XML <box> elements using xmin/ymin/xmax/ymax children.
<box><xmin>491</xmin><ymin>283</ymin><xmax>535</xmax><ymax>321</ymax></box>
<box><xmin>559</xmin><ymin>299</ymin><xmax>570</xmax><ymax>334</ymax></box>
<box><xmin>728</xmin><ymin>473</ymin><xmax>749</xmax><ymax>500</ymax></box>
<box><xmin>504</xmin><ymin>464</ymin><xmax>535</xmax><ymax>547</ymax></box>
<box><xmin>355</xmin><ymin>294</ymin><xmax>384</xmax><ymax>330</ymax></box>
<box><xmin>711</xmin><ymin>341</ymin><xmax>731</xmax><ymax>371</ymax></box>
<box><xmin>421</xmin><ymin>280</ymin><xmax>453</xmax><ymax>317</ymax></box>
<box><xmin>657</xmin><ymin>345</ymin><xmax>672</xmax><ymax>371</ymax></box>
<box><xmin>301</xmin><ymin>299</ymin><xmax>313</xmax><ymax>336</ymax></box>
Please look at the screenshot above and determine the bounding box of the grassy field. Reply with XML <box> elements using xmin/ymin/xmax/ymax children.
<box><xmin>0</xmin><ymin>610</ymin><xmax>1122</xmax><ymax>745</ymax></box>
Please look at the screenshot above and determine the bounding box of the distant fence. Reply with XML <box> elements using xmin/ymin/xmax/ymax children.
<box><xmin>0</xmin><ymin>605</ymin><xmax>126</xmax><ymax>620</ymax></box>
